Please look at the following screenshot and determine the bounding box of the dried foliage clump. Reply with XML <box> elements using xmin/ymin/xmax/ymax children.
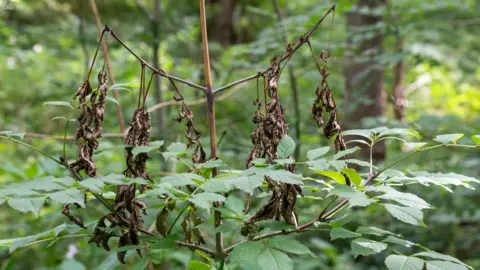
<box><xmin>246</xmin><ymin>58</ymin><xmax>300</xmax><ymax>228</ymax></box>
<box><xmin>70</xmin><ymin>70</ymin><xmax>108</xmax><ymax>177</ymax></box>
<box><xmin>311</xmin><ymin>51</ymin><xmax>346</xmax><ymax>153</ymax></box>
<box><xmin>172</xmin><ymin>81</ymin><xmax>206</xmax><ymax>164</ymax></box>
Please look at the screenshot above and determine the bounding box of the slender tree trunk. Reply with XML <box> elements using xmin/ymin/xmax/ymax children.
<box><xmin>344</xmin><ymin>0</ymin><xmax>387</xmax><ymax>161</ymax></box>
<box><xmin>392</xmin><ymin>37</ymin><xmax>406</xmax><ymax>122</ymax></box>
<box><xmin>152</xmin><ymin>0</ymin><xmax>164</xmax><ymax>136</ymax></box>
<box><xmin>214</xmin><ymin>0</ymin><xmax>236</xmax><ymax>46</ymax></box>
<box><xmin>272</xmin><ymin>0</ymin><xmax>301</xmax><ymax>159</ymax></box>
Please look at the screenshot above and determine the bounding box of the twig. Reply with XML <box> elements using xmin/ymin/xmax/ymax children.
<box><xmin>89</xmin><ymin>0</ymin><xmax>126</xmax><ymax>133</ymax></box>
<box><xmin>199</xmin><ymin>0</ymin><xmax>224</xmax><ymax>256</ymax></box>
<box><xmin>24</xmin><ymin>132</ymin><xmax>124</xmax><ymax>140</ymax></box>
<box><xmin>213</xmin><ymin>5</ymin><xmax>336</xmax><ymax>94</ymax></box>
<box><xmin>104</xmin><ymin>27</ymin><xmax>206</xmax><ymax>92</ymax></box>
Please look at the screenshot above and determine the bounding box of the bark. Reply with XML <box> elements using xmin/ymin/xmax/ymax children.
<box><xmin>214</xmin><ymin>0</ymin><xmax>236</xmax><ymax>46</ymax></box>
<box><xmin>152</xmin><ymin>0</ymin><xmax>164</xmax><ymax>135</ymax></box>
<box><xmin>344</xmin><ymin>0</ymin><xmax>387</xmax><ymax>161</ymax></box>
<box><xmin>392</xmin><ymin>37</ymin><xmax>406</xmax><ymax>122</ymax></box>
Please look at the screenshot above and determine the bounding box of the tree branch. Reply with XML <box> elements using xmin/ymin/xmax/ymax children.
<box><xmin>213</xmin><ymin>5</ymin><xmax>336</xmax><ymax>94</ymax></box>
<box><xmin>104</xmin><ymin>26</ymin><xmax>206</xmax><ymax>92</ymax></box>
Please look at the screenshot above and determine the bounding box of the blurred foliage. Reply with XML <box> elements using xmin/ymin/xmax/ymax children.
<box><xmin>0</xmin><ymin>0</ymin><xmax>479</xmax><ymax>269</ymax></box>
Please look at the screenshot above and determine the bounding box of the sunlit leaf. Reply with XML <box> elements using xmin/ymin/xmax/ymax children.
<box><xmin>351</xmin><ymin>238</ymin><xmax>387</xmax><ymax>258</ymax></box>
<box><xmin>384</xmin><ymin>204</ymin><xmax>425</xmax><ymax>226</ymax></box>
<box><xmin>341</xmin><ymin>168</ymin><xmax>362</xmax><ymax>186</ymax></box>
<box><xmin>471</xmin><ymin>135</ymin><xmax>480</xmax><ymax>145</ymax></box>
<box><xmin>334</xmin><ymin>146</ymin><xmax>360</xmax><ymax>160</ymax></box>
<box><xmin>43</xmin><ymin>101</ymin><xmax>75</xmax><ymax>110</ymax></box>
<box><xmin>403</xmin><ymin>142</ymin><xmax>427</xmax><ymax>151</ymax></box>
<box><xmin>434</xmin><ymin>134</ymin><xmax>464</xmax><ymax>144</ymax></box>
<box><xmin>329</xmin><ymin>185</ymin><xmax>374</xmax><ymax>207</ymax></box>
<box><xmin>315</xmin><ymin>170</ymin><xmax>346</xmax><ymax>185</ymax></box>
<box><xmin>385</xmin><ymin>255</ymin><xmax>424</xmax><ymax>270</ymax></box>
<box><xmin>306</xmin><ymin>147</ymin><xmax>330</xmax><ymax>160</ymax></box>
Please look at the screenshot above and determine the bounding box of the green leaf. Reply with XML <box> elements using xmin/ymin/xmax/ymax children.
<box><xmin>315</xmin><ymin>170</ymin><xmax>346</xmax><ymax>184</ymax></box>
<box><xmin>160</xmin><ymin>173</ymin><xmax>199</xmax><ymax>186</ymax></box>
<box><xmin>187</xmin><ymin>260</ymin><xmax>210</xmax><ymax>270</ymax></box>
<box><xmin>426</xmin><ymin>261</ymin><xmax>469</xmax><ymax>270</ymax></box>
<box><xmin>105</xmin><ymin>96</ymin><xmax>119</xmax><ymax>106</ymax></box>
<box><xmin>43</xmin><ymin>101</ymin><xmax>75</xmax><ymax>110</ymax></box>
<box><xmin>355</xmin><ymin>226</ymin><xmax>397</xmax><ymax>237</ymax></box>
<box><xmin>201</xmin><ymin>178</ymin><xmax>233</xmax><ymax>193</ymax></box>
<box><xmin>471</xmin><ymin>135</ymin><xmax>480</xmax><ymax>145</ymax></box>
<box><xmin>53</xmin><ymin>176</ymin><xmax>76</xmax><ymax>187</ymax></box>
<box><xmin>7</xmin><ymin>197</ymin><xmax>44</xmax><ymax>218</ymax></box>
<box><xmin>344</xmin><ymin>159</ymin><xmax>375</xmax><ymax>168</ymax></box>
<box><xmin>328</xmin><ymin>160</ymin><xmax>347</xmax><ymax>171</ymax></box>
<box><xmin>227</xmin><ymin>175</ymin><xmax>264</xmax><ymax>194</ymax></box>
<box><xmin>273</xmin><ymin>158</ymin><xmax>296</xmax><ymax>165</ymax></box>
<box><xmin>434</xmin><ymin>134</ymin><xmax>464</xmax><ymax>144</ymax></box>
<box><xmin>109</xmin><ymin>82</ymin><xmax>139</xmax><ymax>89</ymax></box>
<box><xmin>342</xmin><ymin>129</ymin><xmax>374</xmax><ymax>140</ymax></box>
<box><xmin>329</xmin><ymin>185</ymin><xmax>374</xmax><ymax>208</ymax></box>
<box><xmin>378</xmin><ymin>128</ymin><xmax>421</xmax><ymax>139</ymax></box>
<box><xmin>79</xmin><ymin>178</ymin><xmax>105</xmax><ymax>193</ymax></box>
<box><xmin>47</xmin><ymin>189</ymin><xmax>85</xmax><ymax>207</ymax></box>
<box><xmin>384</xmin><ymin>204</ymin><xmax>424</xmax><ymax>226</ymax></box>
<box><xmin>385</xmin><ymin>255</ymin><xmax>424</xmax><ymax>270</ymax></box>
<box><xmin>9</xmin><ymin>224</ymin><xmax>68</xmax><ymax>253</ymax></box>
<box><xmin>162</xmin><ymin>142</ymin><xmax>187</xmax><ymax>160</ymax></box>
<box><xmin>382</xmin><ymin>236</ymin><xmax>415</xmax><ymax>248</ymax></box>
<box><xmin>189</xmin><ymin>192</ymin><xmax>226</xmax><ymax>209</ymax></box>
<box><xmin>265</xmin><ymin>236</ymin><xmax>314</xmax><ymax>256</ymax></box>
<box><xmin>257</xmin><ymin>248</ymin><xmax>293</xmax><ymax>270</ymax></box>
<box><xmin>372</xmin><ymin>186</ymin><xmax>432</xmax><ymax>209</ymax></box>
<box><xmin>0</xmin><ymin>131</ymin><xmax>25</xmax><ymax>139</ymax></box>
<box><xmin>230</xmin><ymin>241</ymin><xmax>265</xmax><ymax>266</ymax></box>
<box><xmin>341</xmin><ymin>168</ymin><xmax>362</xmax><ymax>186</ymax></box>
<box><xmin>306</xmin><ymin>147</ymin><xmax>330</xmax><ymax>160</ymax></box>
<box><xmin>132</xmin><ymin>141</ymin><xmax>164</xmax><ymax>157</ymax></box>
<box><xmin>403</xmin><ymin>142</ymin><xmax>427</xmax><ymax>151</ymax></box>
<box><xmin>414</xmin><ymin>251</ymin><xmax>470</xmax><ymax>268</ymax></box>
<box><xmin>330</xmin><ymin>227</ymin><xmax>361</xmax><ymax>240</ymax></box>
<box><xmin>202</xmin><ymin>159</ymin><xmax>228</xmax><ymax>168</ymax></box>
<box><xmin>266</xmin><ymin>170</ymin><xmax>303</xmax><ymax>185</ymax></box>
<box><xmin>334</xmin><ymin>146</ymin><xmax>360</xmax><ymax>160</ymax></box>
<box><xmin>307</xmin><ymin>159</ymin><xmax>331</xmax><ymax>170</ymax></box>
<box><xmin>277</xmin><ymin>135</ymin><xmax>295</xmax><ymax>158</ymax></box>
<box><xmin>351</xmin><ymin>238</ymin><xmax>387</xmax><ymax>258</ymax></box>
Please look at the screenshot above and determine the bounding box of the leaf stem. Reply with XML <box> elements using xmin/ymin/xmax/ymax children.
<box><xmin>0</xmin><ymin>136</ymin><xmax>62</xmax><ymax>165</ymax></box>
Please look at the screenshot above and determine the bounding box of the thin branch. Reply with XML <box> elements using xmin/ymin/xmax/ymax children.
<box><xmin>104</xmin><ymin>27</ymin><xmax>206</xmax><ymax>92</ymax></box>
<box><xmin>213</xmin><ymin>5</ymin><xmax>336</xmax><ymax>94</ymax></box>
<box><xmin>89</xmin><ymin>0</ymin><xmax>126</xmax><ymax>133</ymax></box>
<box><xmin>24</xmin><ymin>132</ymin><xmax>124</xmax><ymax>140</ymax></box>
<box><xmin>0</xmin><ymin>136</ymin><xmax>63</xmax><ymax>165</ymax></box>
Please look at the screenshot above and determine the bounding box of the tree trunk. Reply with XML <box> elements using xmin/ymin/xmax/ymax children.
<box><xmin>152</xmin><ymin>0</ymin><xmax>164</xmax><ymax>136</ymax></box>
<box><xmin>392</xmin><ymin>37</ymin><xmax>406</xmax><ymax>122</ymax></box>
<box><xmin>344</xmin><ymin>0</ymin><xmax>387</xmax><ymax>161</ymax></box>
<box><xmin>214</xmin><ymin>0</ymin><xmax>236</xmax><ymax>46</ymax></box>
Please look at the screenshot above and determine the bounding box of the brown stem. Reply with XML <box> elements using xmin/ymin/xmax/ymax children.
<box><xmin>89</xmin><ymin>0</ymin><xmax>126</xmax><ymax>133</ymax></box>
<box><xmin>199</xmin><ymin>0</ymin><xmax>224</xmax><ymax>257</ymax></box>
